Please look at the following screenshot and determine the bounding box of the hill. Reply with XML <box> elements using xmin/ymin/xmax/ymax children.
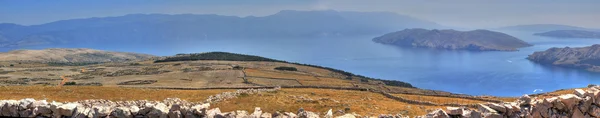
<box><xmin>0</xmin><ymin>10</ymin><xmax>441</xmax><ymax>48</ymax></box>
<box><xmin>534</xmin><ymin>30</ymin><xmax>600</xmax><ymax>39</ymax></box>
<box><xmin>496</xmin><ymin>24</ymin><xmax>599</xmax><ymax>32</ymax></box>
<box><xmin>155</xmin><ymin>52</ymin><xmax>414</xmax><ymax>88</ymax></box>
<box><xmin>372</xmin><ymin>28</ymin><xmax>532</xmax><ymax>51</ymax></box>
<box><xmin>527</xmin><ymin>44</ymin><xmax>600</xmax><ymax>72</ymax></box>
<box><xmin>0</xmin><ymin>48</ymin><xmax>155</xmax><ymax>63</ymax></box>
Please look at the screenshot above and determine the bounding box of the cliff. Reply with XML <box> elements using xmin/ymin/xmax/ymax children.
<box><xmin>527</xmin><ymin>44</ymin><xmax>600</xmax><ymax>72</ymax></box>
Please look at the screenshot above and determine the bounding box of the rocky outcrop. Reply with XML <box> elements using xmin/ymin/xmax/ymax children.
<box><xmin>373</xmin><ymin>28</ymin><xmax>532</xmax><ymax>51</ymax></box>
<box><xmin>527</xmin><ymin>44</ymin><xmax>600</xmax><ymax>72</ymax></box>
<box><xmin>417</xmin><ymin>85</ymin><xmax>600</xmax><ymax>118</ymax></box>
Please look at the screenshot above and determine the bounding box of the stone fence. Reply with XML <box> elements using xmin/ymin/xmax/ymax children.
<box><xmin>417</xmin><ymin>85</ymin><xmax>600</xmax><ymax>118</ymax></box>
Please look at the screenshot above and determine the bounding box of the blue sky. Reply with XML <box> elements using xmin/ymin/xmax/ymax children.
<box><xmin>1</xmin><ymin>0</ymin><xmax>599</xmax><ymax>28</ymax></box>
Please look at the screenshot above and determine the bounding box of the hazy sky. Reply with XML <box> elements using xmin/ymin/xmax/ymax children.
<box><xmin>1</xmin><ymin>0</ymin><xmax>599</xmax><ymax>28</ymax></box>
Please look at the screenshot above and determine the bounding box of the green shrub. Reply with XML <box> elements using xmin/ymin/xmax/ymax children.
<box><xmin>64</xmin><ymin>82</ymin><xmax>77</xmax><ymax>85</ymax></box>
<box><xmin>274</xmin><ymin>66</ymin><xmax>298</xmax><ymax>71</ymax></box>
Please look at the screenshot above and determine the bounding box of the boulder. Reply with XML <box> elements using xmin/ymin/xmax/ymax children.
<box><xmin>18</xmin><ymin>98</ymin><xmax>35</xmax><ymax>110</ymax></box>
<box><xmin>147</xmin><ymin>103</ymin><xmax>169</xmax><ymax>118</ymax></box>
<box><xmin>445</xmin><ymin>107</ymin><xmax>462</xmax><ymax>115</ymax></box>
<box><xmin>557</xmin><ymin>94</ymin><xmax>582</xmax><ymax>111</ymax></box>
<box><xmin>56</xmin><ymin>103</ymin><xmax>79</xmax><ymax>117</ymax></box>
<box><xmin>572</xmin><ymin>108</ymin><xmax>585</xmax><ymax>118</ymax></box>
<box><xmin>261</xmin><ymin>112</ymin><xmax>272</xmax><ymax>118</ymax></box>
<box><xmin>518</xmin><ymin>94</ymin><xmax>532</xmax><ymax>105</ymax></box>
<box><xmin>482</xmin><ymin>112</ymin><xmax>502</xmax><ymax>118</ymax></box>
<box><xmin>18</xmin><ymin>109</ymin><xmax>33</xmax><ymax>118</ymax></box>
<box><xmin>425</xmin><ymin>109</ymin><xmax>449</xmax><ymax>118</ymax></box>
<box><xmin>579</xmin><ymin>96</ymin><xmax>593</xmax><ymax>113</ymax></box>
<box><xmin>72</xmin><ymin>106</ymin><xmax>92</xmax><ymax>118</ymax></box>
<box><xmin>477</xmin><ymin>104</ymin><xmax>498</xmax><ymax>114</ymax></box>
<box><xmin>252</xmin><ymin>107</ymin><xmax>263</xmax><ymax>118</ymax></box>
<box><xmin>298</xmin><ymin>111</ymin><xmax>319</xmax><ymax>118</ymax></box>
<box><xmin>235</xmin><ymin>110</ymin><xmax>249</xmax><ymax>118</ymax></box>
<box><xmin>206</xmin><ymin>108</ymin><xmax>221</xmax><ymax>118</ymax></box>
<box><xmin>129</xmin><ymin>106</ymin><xmax>140</xmax><ymax>116</ymax></box>
<box><xmin>168</xmin><ymin>104</ymin><xmax>183</xmax><ymax>118</ymax></box>
<box><xmin>335</xmin><ymin>114</ymin><xmax>356</xmax><ymax>118</ymax></box>
<box><xmin>92</xmin><ymin>105</ymin><xmax>113</xmax><ymax>118</ymax></box>
<box><xmin>190</xmin><ymin>103</ymin><xmax>210</xmax><ymax>116</ymax></box>
<box><xmin>590</xmin><ymin>105</ymin><xmax>600</xmax><ymax>117</ymax></box>
<box><xmin>574</xmin><ymin>89</ymin><xmax>586</xmax><ymax>97</ymax></box>
<box><xmin>284</xmin><ymin>112</ymin><xmax>298</xmax><ymax>118</ymax></box>
<box><xmin>485</xmin><ymin>103</ymin><xmax>507</xmax><ymax>114</ymax></box>
<box><xmin>1</xmin><ymin>100</ymin><xmax>18</xmax><ymax>117</ymax></box>
<box><xmin>33</xmin><ymin>104</ymin><xmax>53</xmax><ymax>117</ymax></box>
<box><xmin>325</xmin><ymin>109</ymin><xmax>333</xmax><ymax>118</ymax></box>
<box><xmin>112</xmin><ymin>107</ymin><xmax>133</xmax><ymax>118</ymax></box>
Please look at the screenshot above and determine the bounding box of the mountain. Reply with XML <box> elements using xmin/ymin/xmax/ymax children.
<box><xmin>0</xmin><ymin>10</ymin><xmax>441</xmax><ymax>48</ymax></box>
<box><xmin>534</xmin><ymin>30</ymin><xmax>600</xmax><ymax>39</ymax></box>
<box><xmin>496</xmin><ymin>24</ymin><xmax>599</xmax><ymax>32</ymax></box>
<box><xmin>527</xmin><ymin>44</ymin><xmax>600</xmax><ymax>72</ymax></box>
<box><xmin>372</xmin><ymin>28</ymin><xmax>532</xmax><ymax>51</ymax></box>
<box><xmin>0</xmin><ymin>48</ymin><xmax>155</xmax><ymax>63</ymax></box>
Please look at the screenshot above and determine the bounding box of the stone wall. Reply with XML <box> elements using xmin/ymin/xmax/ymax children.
<box><xmin>0</xmin><ymin>98</ymin><xmax>411</xmax><ymax>118</ymax></box>
<box><xmin>417</xmin><ymin>85</ymin><xmax>600</xmax><ymax>118</ymax></box>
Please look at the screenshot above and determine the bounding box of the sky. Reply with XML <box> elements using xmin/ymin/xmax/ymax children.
<box><xmin>1</xmin><ymin>0</ymin><xmax>599</xmax><ymax>29</ymax></box>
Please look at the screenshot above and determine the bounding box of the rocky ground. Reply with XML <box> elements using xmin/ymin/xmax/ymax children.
<box><xmin>418</xmin><ymin>85</ymin><xmax>600</xmax><ymax>118</ymax></box>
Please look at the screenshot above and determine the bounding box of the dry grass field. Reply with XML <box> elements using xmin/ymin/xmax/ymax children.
<box><xmin>0</xmin><ymin>86</ymin><xmax>231</xmax><ymax>102</ymax></box>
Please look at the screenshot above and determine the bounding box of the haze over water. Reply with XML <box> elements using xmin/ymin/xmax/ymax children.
<box><xmin>6</xmin><ymin>30</ymin><xmax>598</xmax><ymax>97</ymax></box>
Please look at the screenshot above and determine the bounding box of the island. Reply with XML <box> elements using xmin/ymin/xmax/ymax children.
<box><xmin>534</xmin><ymin>30</ymin><xmax>600</xmax><ymax>39</ymax></box>
<box><xmin>373</xmin><ymin>28</ymin><xmax>532</xmax><ymax>51</ymax></box>
<box><xmin>527</xmin><ymin>44</ymin><xmax>600</xmax><ymax>72</ymax></box>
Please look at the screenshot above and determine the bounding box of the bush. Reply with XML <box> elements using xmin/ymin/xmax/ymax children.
<box><xmin>274</xmin><ymin>66</ymin><xmax>298</xmax><ymax>71</ymax></box>
<box><xmin>130</xmin><ymin>63</ymin><xmax>142</xmax><ymax>66</ymax></box>
<box><xmin>9</xmin><ymin>64</ymin><xmax>14</xmax><ymax>67</ymax></box>
<box><xmin>64</xmin><ymin>82</ymin><xmax>77</xmax><ymax>85</ymax></box>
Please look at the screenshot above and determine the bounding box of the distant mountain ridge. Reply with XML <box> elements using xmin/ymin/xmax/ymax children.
<box><xmin>372</xmin><ymin>28</ymin><xmax>532</xmax><ymax>51</ymax></box>
<box><xmin>0</xmin><ymin>48</ymin><xmax>155</xmax><ymax>63</ymax></box>
<box><xmin>496</xmin><ymin>24</ymin><xmax>600</xmax><ymax>32</ymax></box>
<box><xmin>534</xmin><ymin>30</ymin><xmax>600</xmax><ymax>39</ymax></box>
<box><xmin>0</xmin><ymin>10</ymin><xmax>441</xmax><ymax>48</ymax></box>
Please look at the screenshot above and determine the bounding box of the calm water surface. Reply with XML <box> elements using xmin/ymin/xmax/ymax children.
<box><xmin>4</xmin><ymin>30</ymin><xmax>600</xmax><ymax>96</ymax></box>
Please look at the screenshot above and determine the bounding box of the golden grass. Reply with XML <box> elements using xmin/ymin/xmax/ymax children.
<box><xmin>245</xmin><ymin>69</ymin><xmax>319</xmax><ymax>81</ymax></box>
<box><xmin>298</xmin><ymin>77</ymin><xmax>353</xmax><ymax>87</ymax></box>
<box><xmin>393</xmin><ymin>94</ymin><xmax>491</xmax><ymax>105</ymax></box>
<box><xmin>213</xmin><ymin>88</ymin><xmax>445</xmax><ymax>117</ymax></box>
<box><xmin>0</xmin><ymin>86</ymin><xmax>231</xmax><ymax>102</ymax></box>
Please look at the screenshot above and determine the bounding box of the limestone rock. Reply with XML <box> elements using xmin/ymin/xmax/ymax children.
<box><xmin>252</xmin><ymin>107</ymin><xmax>263</xmax><ymax>118</ymax></box>
<box><xmin>206</xmin><ymin>108</ymin><xmax>221</xmax><ymax>118</ymax></box>
<box><xmin>518</xmin><ymin>94</ymin><xmax>532</xmax><ymax>105</ymax></box>
<box><xmin>261</xmin><ymin>112</ymin><xmax>272</xmax><ymax>118</ymax></box>
<box><xmin>477</xmin><ymin>104</ymin><xmax>497</xmax><ymax>114</ymax></box>
<box><xmin>325</xmin><ymin>109</ymin><xmax>333</xmax><ymax>118</ymax></box>
<box><xmin>335</xmin><ymin>114</ymin><xmax>356</xmax><ymax>118</ymax></box>
<box><xmin>112</xmin><ymin>107</ymin><xmax>133</xmax><ymax>118</ymax></box>
<box><xmin>425</xmin><ymin>109</ymin><xmax>449</xmax><ymax>118</ymax></box>
<box><xmin>574</xmin><ymin>89</ymin><xmax>586</xmax><ymax>97</ymax></box>
<box><xmin>445</xmin><ymin>107</ymin><xmax>463</xmax><ymax>115</ymax></box>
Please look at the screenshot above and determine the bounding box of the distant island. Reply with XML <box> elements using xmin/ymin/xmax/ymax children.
<box><xmin>534</xmin><ymin>30</ymin><xmax>600</xmax><ymax>39</ymax></box>
<box><xmin>372</xmin><ymin>28</ymin><xmax>532</xmax><ymax>51</ymax></box>
<box><xmin>527</xmin><ymin>44</ymin><xmax>600</xmax><ymax>72</ymax></box>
